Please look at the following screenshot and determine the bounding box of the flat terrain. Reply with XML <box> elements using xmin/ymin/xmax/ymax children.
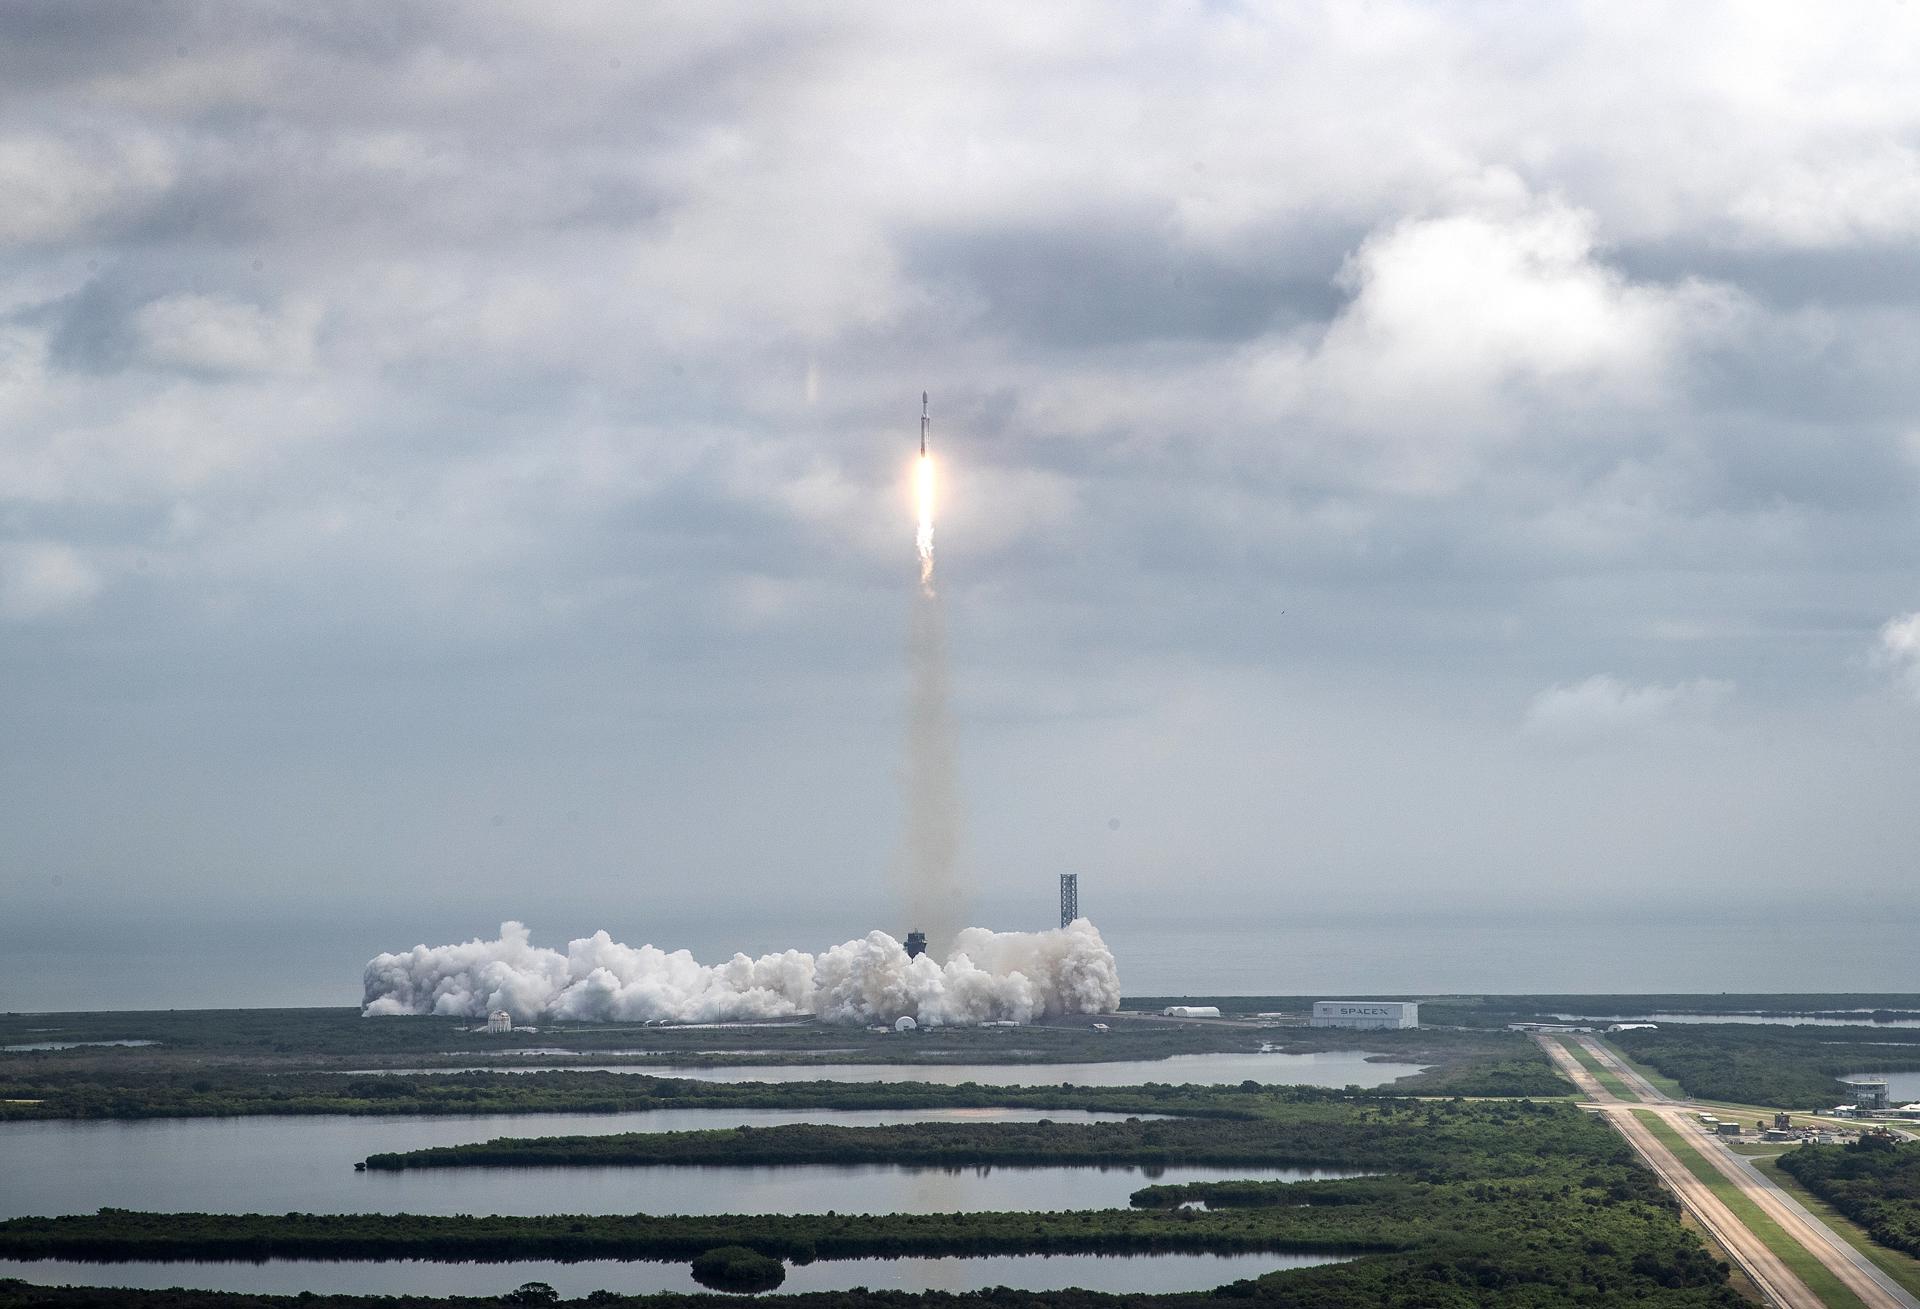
<box><xmin>1540</xmin><ymin>1033</ymin><xmax>1920</xmax><ymax>1309</ymax></box>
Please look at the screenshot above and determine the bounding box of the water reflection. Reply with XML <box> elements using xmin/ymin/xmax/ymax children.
<box><xmin>0</xmin><ymin>1107</ymin><xmax>1363</xmax><ymax>1219</ymax></box>
<box><xmin>0</xmin><ymin>1251</ymin><xmax>1355</xmax><ymax>1297</ymax></box>
<box><xmin>341</xmin><ymin>1050</ymin><xmax>1427</xmax><ymax>1087</ymax></box>
<box><xmin>1841</xmin><ymin>1071</ymin><xmax>1920</xmax><ymax>1102</ymax></box>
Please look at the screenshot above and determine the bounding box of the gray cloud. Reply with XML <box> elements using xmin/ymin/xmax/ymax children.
<box><xmin>5</xmin><ymin>2</ymin><xmax>1920</xmax><ymax>1006</ymax></box>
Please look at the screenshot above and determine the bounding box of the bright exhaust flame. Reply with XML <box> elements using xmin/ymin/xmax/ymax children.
<box><xmin>915</xmin><ymin>452</ymin><xmax>936</xmax><ymax>590</ymax></box>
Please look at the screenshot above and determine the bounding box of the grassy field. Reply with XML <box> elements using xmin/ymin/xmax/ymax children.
<box><xmin>1634</xmin><ymin>1110</ymin><xmax>1867</xmax><ymax>1309</ymax></box>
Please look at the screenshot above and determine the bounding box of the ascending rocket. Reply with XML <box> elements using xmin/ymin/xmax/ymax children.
<box><xmin>921</xmin><ymin>391</ymin><xmax>929</xmax><ymax>455</ymax></box>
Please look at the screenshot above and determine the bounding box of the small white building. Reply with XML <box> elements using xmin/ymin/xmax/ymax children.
<box><xmin>486</xmin><ymin>1010</ymin><xmax>512</xmax><ymax>1035</ymax></box>
<box><xmin>1311</xmin><ymin>1001</ymin><xmax>1418</xmax><ymax>1030</ymax></box>
<box><xmin>895</xmin><ymin>1015</ymin><xmax>919</xmax><ymax>1032</ymax></box>
<box><xmin>1162</xmin><ymin>1005</ymin><xmax>1223</xmax><ymax>1018</ymax></box>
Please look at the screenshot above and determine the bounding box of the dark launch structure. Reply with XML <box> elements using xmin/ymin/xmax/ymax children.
<box><xmin>904</xmin><ymin>930</ymin><xmax>928</xmax><ymax>959</ymax></box>
<box><xmin>1059</xmin><ymin>873</ymin><xmax>1078</xmax><ymax>928</ymax></box>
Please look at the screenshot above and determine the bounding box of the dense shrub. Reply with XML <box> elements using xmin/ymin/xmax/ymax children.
<box><xmin>691</xmin><ymin>1245</ymin><xmax>786</xmax><ymax>1293</ymax></box>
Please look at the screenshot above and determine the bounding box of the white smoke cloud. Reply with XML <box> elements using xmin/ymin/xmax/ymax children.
<box><xmin>363</xmin><ymin>919</ymin><xmax>1121</xmax><ymax>1027</ymax></box>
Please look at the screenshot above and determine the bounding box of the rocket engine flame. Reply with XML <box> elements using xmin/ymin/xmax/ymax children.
<box><xmin>915</xmin><ymin>451</ymin><xmax>936</xmax><ymax>590</ymax></box>
<box><xmin>904</xmin><ymin>391</ymin><xmax>959</xmax><ymax>951</ymax></box>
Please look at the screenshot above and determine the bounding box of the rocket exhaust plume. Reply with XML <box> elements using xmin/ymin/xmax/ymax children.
<box><xmin>915</xmin><ymin>391</ymin><xmax>935</xmax><ymax>592</ymax></box>
<box><xmin>905</xmin><ymin>392</ymin><xmax>960</xmax><ymax>953</ymax></box>
<box><xmin>363</xmin><ymin>921</ymin><xmax>1122</xmax><ymax>1026</ymax></box>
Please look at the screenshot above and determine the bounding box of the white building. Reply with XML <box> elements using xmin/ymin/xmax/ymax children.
<box><xmin>1162</xmin><ymin>1005</ymin><xmax>1223</xmax><ymax>1018</ymax></box>
<box><xmin>1311</xmin><ymin>1001</ymin><xmax>1418</xmax><ymax>1030</ymax></box>
<box><xmin>486</xmin><ymin>1010</ymin><xmax>512</xmax><ymax>1034</ymax></box>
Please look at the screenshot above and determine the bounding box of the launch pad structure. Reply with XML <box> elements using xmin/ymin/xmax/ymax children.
<box><xmin>1060</xmin><ymin>873</ymin><xmax>1078</xmax><ymax>928</ymax></box>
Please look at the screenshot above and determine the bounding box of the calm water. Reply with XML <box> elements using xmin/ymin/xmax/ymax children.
<box><xmin>9</xmin><ymin>914</ymin><xmax>1920</xmax><ymax>1010</ymax></box>
<box><xmin>1559</xmin><ymin>1013</ymin><xmax>1920</xmax><ymax>1030</ymax></box>
<box><xmin>1842</xmin><ymin>1072</ymin><xmax>1920</xmax><ymax>1102</ymax></box>
<box><xmin>342</xmin><ymin>1050</ymin><xmax>1425</xmax><ymax>1088</ymax></box>
<box><xmin>0</xmin><ymin>1251</ymin><xmax>1351</xmax><ymax>1297</ymax></box>
<box><xmin>0</xmin><ymin>1040</ymin><xmax>158</xmax><ymax>1052</ymax></box>
<box><xmin>0</xmin><ymin>1108</ymin><xmax>1362</xmax><ymax>1219</ymax></box>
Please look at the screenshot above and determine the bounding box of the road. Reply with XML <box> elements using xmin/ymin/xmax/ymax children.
<box><xmin>1537</xmin><ymin>1033</ymin><xmax>1919</xmax><ymax>1309</ymax></box>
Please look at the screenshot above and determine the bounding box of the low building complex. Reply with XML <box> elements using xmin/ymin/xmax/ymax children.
<box><xmin>1311</xmin><ymin>1000</ymin><xmax>1418</xmax><ymax>1029</ymax></box>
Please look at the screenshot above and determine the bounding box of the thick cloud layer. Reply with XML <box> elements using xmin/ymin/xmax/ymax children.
<box><xmin>363</xmin><ymin>920</ymin><xmax>1121</xmax><ymax>1026</ymax></box>
<box><xmin>10</xmin><ymin>4</ymin><xmax>1920</xmax><ymax>1013</ymax></box>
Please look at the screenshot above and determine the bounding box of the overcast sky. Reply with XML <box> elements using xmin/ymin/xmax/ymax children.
<box><xmin>5</xmin><ymin>3</ymin><xmax>1920</xmax><ymax>1006</ymax></box>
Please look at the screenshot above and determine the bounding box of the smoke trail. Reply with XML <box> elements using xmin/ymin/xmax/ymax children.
<box><xmin>904</xmin><ymin>440</ymin><xmax>961</xmax><ymax>953</ymax></box>
<box><xmin>362</xmin><ymin>920</ymin><xmax>1122</xmax><ymax>1026</ymax></box>
<box><xmin>906</xmin><ymin>578</ymin><xmax>961</xmax><ymax>953</ymax></box>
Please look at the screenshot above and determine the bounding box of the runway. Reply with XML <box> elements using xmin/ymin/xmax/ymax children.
<box><xmin>1537</xmin><ymin>1033</ymin><xmax>1918</xmax><ymax>1309</ymax></box>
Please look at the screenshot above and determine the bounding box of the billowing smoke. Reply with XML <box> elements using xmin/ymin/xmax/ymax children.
<box><xmin>363</xmin><ymin>919</ymin><xmax>1121</xmax><ymax>1026</ymax></box>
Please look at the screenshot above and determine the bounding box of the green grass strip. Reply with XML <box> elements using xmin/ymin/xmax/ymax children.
<box><xmin>1634</xmin><ymin>1110</ymin><xmax>1869</xmax><ymax>1309</ymax></box>
<box><xmin>1602</xmin><ymin>1042</ymin><xmax>1687</xmax><ymax>1099</ymax></box>
<box><xmin>1754</xmin><ymin>1155</ymin><xmax>1920</xmax><ymax>1301</ymax></box>
<box><xmin>1560</xmin><ymin>1038</ymin><xmax>1637</xmax><ymax>1101</ymax></box>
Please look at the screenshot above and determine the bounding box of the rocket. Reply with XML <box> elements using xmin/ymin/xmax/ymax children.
<box><xmin>920</xmin><ymin>391</ymin><xmax>929</xmax><ymax>456</ymax></box>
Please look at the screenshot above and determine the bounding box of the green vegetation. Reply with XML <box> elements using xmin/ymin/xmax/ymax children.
<box><xmin>0</xmin><ymin>1070</ymin><xmax>1265</xmax><ymax>1124</ymax></box>
<box><xmin>1557</xmin><ymin>1039</ymin><xmax>1636</xmax><ymax>1101</ymax></box>
<box><xmin>0</xmin><ymin>1012</ymin><xmax>1564</xmax><ymax>1120</ymax></box>
<box><xmin>1754</xmin><ymin>1154</ymin><xmax>1920</xmax><ymax>1300</ymax></box>
<box><xmin>0</xmin><ymin>1099</ymin><xmax>1746</xmax><ymax>1307</ymax></box>
<box><xmin>1779</xmin><ymin>1137</ymin><xmax>1920</xmax><ymax>1259</ymax></box>
<box><xmin>358</xmin><ymin>1103</ymin><xmax>1542</xmax><ymax>1173</ymax></box>
<box><xmin>365</xmin><ymin>1117</ymin><xmax>1327</xmax><ymax>1171</ymax></box>
<box><xmin>1633</xmin><ymin>1112</ymin><xmax>1868</xmax><ymax>1309</ymax></box>
<box><xmin>690</xmin><ymin>1246</ymin><xmax>786</xmax><ymax>1293</ymax></box>
<box><xmin>1615</xmin><ymin>1025</ymin><xmax>1920</xmax><ymax>1108</ymax></box>
<box><xmin>1604</xmin><ymin>1044</ymin><xmax>1689</xmax><ymax>1099</ymax></box>
<box><xmin>1413</xmin><ymin>995</ymin><xmax>1920</xmax><ymax>1029</ymax></box>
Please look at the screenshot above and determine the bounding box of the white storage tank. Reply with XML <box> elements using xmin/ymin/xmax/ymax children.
<box><xmin>1310</xmin><ymin>1001</ymin><xmax>1418</xmax><ymax>1030</ymax></box>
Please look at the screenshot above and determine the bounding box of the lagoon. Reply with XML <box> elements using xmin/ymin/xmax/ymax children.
<box><xmin>0</xmin><ymin>1250</ymin><xmax>1354</xmax><ymax>1297</ymax></box>
<box><xmin>0</xmin><ymin>1107</ymin><xmax>1361</xmax><ymax>1219</ymax></box>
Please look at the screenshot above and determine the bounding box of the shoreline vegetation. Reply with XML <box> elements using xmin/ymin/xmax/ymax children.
<box><xmin>0</xmin><ymin>1010</ymin><xmax>1566</xmax><ymax>1121</ymax></box>
<box><xmin>1612</xmin><ymin>1026</ymin><xmax>1920</xmax><ymax>1109</ymax></box>
<box><xmin>360</xmin><ymin>1115</ymin><xmax>1439</xmax><ymax>1173</ymax></box>
<box><xmin>0</xmin><ymin>1098</ymin><xmax>1748</xmax><ymax>1307</ymax></box>
<box><xmin>1779</xmin><ymin>1139</ymin><xmax>1920</xmax><ymax>1259</ymax></box>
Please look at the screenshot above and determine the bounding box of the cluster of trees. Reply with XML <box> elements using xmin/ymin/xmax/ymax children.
<box><xmin>358</xmin><ymin>1098</ymin><xmax>1582</xmax><ymax>1178</ymax></box>
<box><xmin>1611</xmin><ymin>1026</ymin><xmax>1920</xmax><ymax>1108</ymax></box>
<box><xmin>0</xmin><ymin>1042</ymin><xmax>1567</xmax><ymax>1125</ymax></box>
<box><xmin>0</xmin><ymin>1071</ymin><xmax>1358</xmax><ymax>1124</ymax></box>
<box><xmin>1</xmin><ymin>1002</ymin><xmax>1570</xmax><ymax>1123</ymax></box>
<box><xmin>1778</xmin><ymin>1137</ymin><xmax>1920</xmax><ymax>1257</ymax></box>
<box><xmin>0</xmin><ymin>1099</ymin><xmax>1750</xmax><ymax>1308</ymax></box>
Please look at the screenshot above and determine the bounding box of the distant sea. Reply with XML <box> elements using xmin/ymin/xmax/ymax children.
<box><xmin>2</xmin><ymin>910</ymin><xmax>1914</xmax><ymax>1012</ymax></box>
